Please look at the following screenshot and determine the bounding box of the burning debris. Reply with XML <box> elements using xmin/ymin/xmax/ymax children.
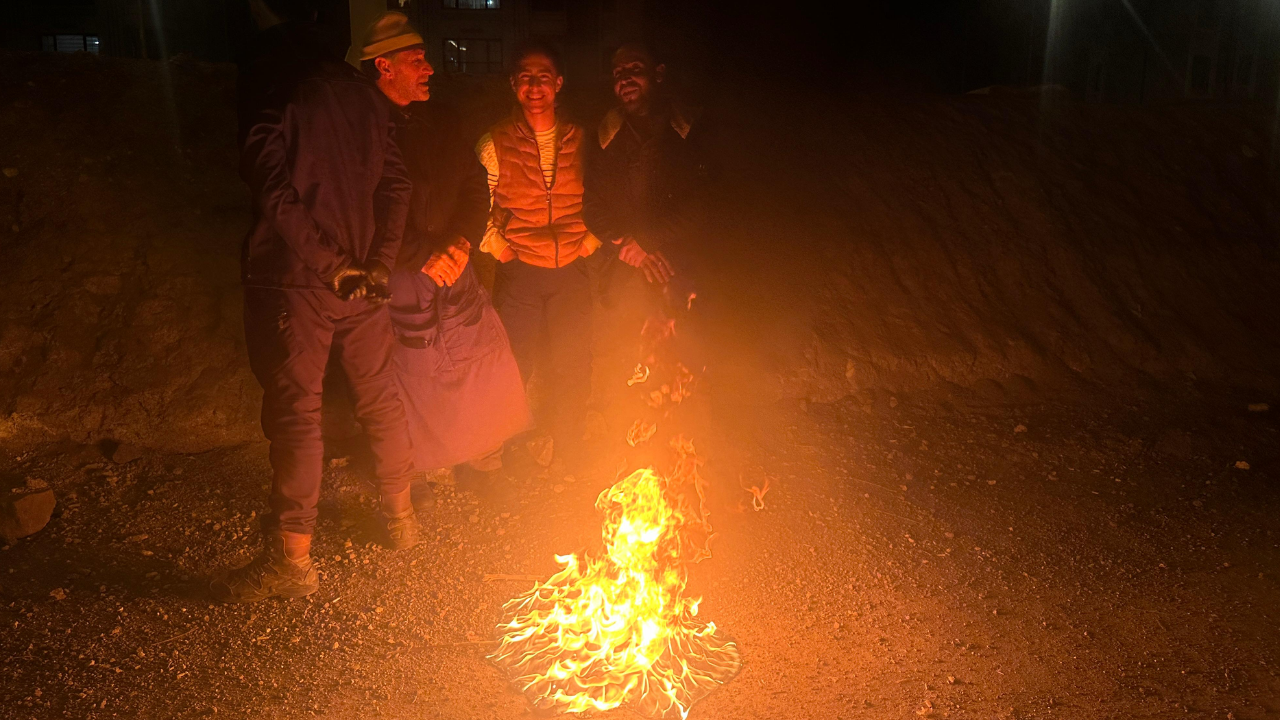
<box><xmin>491</xmin><ymin>291</ymin><xmax>740</xmax><ymax>716</ymax></box>
<box><xmin>742</xmin><ymin>476</ymin><xmax>771</xmax><ymax>511</ymax></box>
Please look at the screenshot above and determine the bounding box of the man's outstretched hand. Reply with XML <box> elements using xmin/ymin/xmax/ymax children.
<box><xmin>617</xmin><ymin>237</ymin><xmax>648</xmax><ymax>267</ymax></box>
<box><xmin>616</xmin><ymin>237</ymin><xmax>674</xmax><ymax>284</ymax></box>
<box><xmin>640</xmin><ymin>251</ymin><xmax>675</xmax><ymax>285</ymax></box>
<box><xmin>423</xmin><ymin>237</ymin><xmax>471</xmax><ymax>287</ymax></box>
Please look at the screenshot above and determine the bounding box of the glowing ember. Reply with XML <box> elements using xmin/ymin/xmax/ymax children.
<box><xmin>626</xmin><ymin>419</ymin><xmax>658</xmax><ymax>447</ymax></box>
<box><xmin>491</xmin><ymin>290</ymin><xmax>740</xmax><ymax>716</ymax></box>
<box><xmin>742</xmin><ymin>476</ymin><xmax>771</xmax><ymax>511</ymax></box>
<box><xmin>489</xmin><ymin>439</ymin><xmax>739</xmax><ymax>717</ymax></box>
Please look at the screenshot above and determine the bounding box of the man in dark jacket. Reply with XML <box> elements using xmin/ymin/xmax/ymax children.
<box><xmin>584</xmin><ymin>43</ymin><xmax>707</xmax><ymax>415</ymax></box>
<box><xmin>361</xmin><ymin>13</ymin><xmax>530</xmax><ymax>480</ymax></box>
<box><xmin>583</xmin><ymin>42</ymin><xmax>705</xmax><ymax>291</ymax></box>
<box><xmin>212</xmin><ymin>2</ymin><xmax>418</xmax><ymax>603</ymax></box>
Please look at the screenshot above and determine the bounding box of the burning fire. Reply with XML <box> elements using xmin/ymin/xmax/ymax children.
<box><xmin>491</xmin><ymin>290</ymin><xmax>740</xmax><ymax>717</ymax></box>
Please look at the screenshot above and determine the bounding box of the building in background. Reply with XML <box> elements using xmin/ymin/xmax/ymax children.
<box><xmin>1022</xmin><ymin>0</ymin><xmax>1280</xmax><ymax>103</ymax></box>
<box><xmin>1</xmin><ymin>0</ymin><xmax>237</xmax><ymax>61</ymax></box>
<box><xmin>349</xmin><ymin>0</ymin><xmax>643</xmax><ymax>84</ymax></box>
<box><xmin>0</xmin><ymin>0</ymin><xmax>352</xmax><ymax>64</ymax></box>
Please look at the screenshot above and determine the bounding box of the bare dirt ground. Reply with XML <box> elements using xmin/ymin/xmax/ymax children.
<box><xmin>2</xmin><ymin>386</ymin><xmax>1278</xmax><ymax>719</ymax></box>
<box><xmin>3</xmin><ymin>52</ymin><xmax>1280</xmax><ymax>720</ymax></box>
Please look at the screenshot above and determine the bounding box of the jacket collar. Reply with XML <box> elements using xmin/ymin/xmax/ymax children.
<box><xmin>598</xmin><ymin>102</ymin><xmax>694</xmax><ymax>148</ymax></box>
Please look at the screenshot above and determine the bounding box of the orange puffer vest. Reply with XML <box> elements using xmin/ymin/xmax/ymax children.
<box><xmin>490</xmin><ymin>116</ymin><xmax>592</xmax><ymax>268</ymax></box>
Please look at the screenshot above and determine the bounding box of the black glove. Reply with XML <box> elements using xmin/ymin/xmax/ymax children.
<box><xmin>361</xmin><ymin>260</ymin><xmax>391</xmax><ymax>304</ymax></box>
<box><xmin>326</xmin><ymin>262</ymin><xmax>368</xmax><ymax>301</ymax></box>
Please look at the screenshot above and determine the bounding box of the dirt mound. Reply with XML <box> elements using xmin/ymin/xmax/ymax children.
<box><xmin>0</xmin><ymin>52</ymin><xmax>258</xmax><ymax>452</ymax></box>
<box><xmin>704</xmin><ymin>89</ymin><xmax>1280</xmax><ymax>405</ymax></box>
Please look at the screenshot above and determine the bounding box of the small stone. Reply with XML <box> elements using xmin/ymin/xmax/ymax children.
<box><xmin>1013</xmin><ymin>424</ymin><xmax>1027</xmax><ymax>433</ymax></box>
<box><xmin>1234</xmin><ymin>461</ymin><xmax>1250</xmax><ymax>470</ymax></box>
<box><xmin>553</xmin><ymin>484</ymin><xmax>565</xmax><ymax>493</ymax></box>
<box><xmin>527</xmin><ymin>436</ymin><xmax>554</xmax><ymax>467</ymax></box>
<box><xmin>328</xmin><ymin>457</ymin><xmax>349</xmax><ymax>468</ymax></box>
<box><xmin>1247</xmin><ymin>403</ymin><xmax>1269</xmax><ymax>412</ymax></box>
<box><xmin>1</xmin><ymin>487</ymin><xmax>56</xmax><ymax>544</ymax></box>
<box><xmin>49</xmin><ymin>587</ymin><xmax>66</xmax><ymax>600</ymax></box>
<box><xmin>2</xmin><ymin>168</ymin><xmax>17</xmax><ymax>178</ymax></box>
<box><xmin>987</xmin><ymin>480</ymin><xmax>997</xmax><ymax>485</ymax></box>
<box><xmin>889</xmin><ymin>396</ymin><xmax>899</xmax><ymax>408</ymax></box>
<box><xmin>468</xmin><ymin>514</ymin><xmax>479</xmax><ymax>524</ymax></box>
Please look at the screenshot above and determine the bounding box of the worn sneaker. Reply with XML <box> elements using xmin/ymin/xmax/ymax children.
<box><xmin>209</xmin><ymin>546</ymin><xmax>318</xmax><ymax>603</ymax></box>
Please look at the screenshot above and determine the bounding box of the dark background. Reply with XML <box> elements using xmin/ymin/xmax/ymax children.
<box><xmin>3</xmin><ymin>0</ymin><xmax>1277</xmax><ymax>103</ymax></box>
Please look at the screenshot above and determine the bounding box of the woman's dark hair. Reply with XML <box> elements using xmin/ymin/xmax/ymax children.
<box><xmin>509</xmin><ymin>41</ymin><xmax>563</xmax><ymax>77</ymax></box>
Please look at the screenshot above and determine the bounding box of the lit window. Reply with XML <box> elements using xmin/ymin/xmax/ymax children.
<box><xmin>44</xmin><ymin>34</ymin><xmax>100</xmax><ymax>54</ymax></box>
<box><xmin>443</xmin><ymin>38</ymin><xmax>503</xmax><ymax>73</ymax></box>
<box><xmin>443</xmin><ymin>0</ymin><xmax>500</xmax><ymax>9</ymax></box>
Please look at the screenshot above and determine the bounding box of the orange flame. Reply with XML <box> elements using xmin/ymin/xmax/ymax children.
<box><xmin>491</xmin><ymin>287</ymin><xmax>739</xmax><ymax>716</ymax></box>
<box><xmin>626</xmin><ymin>420</ymin><xmax>658</xmax><ymax>447</ymax></box>
<box><xmin>490</xmin><ymin>439</ymin><xmax>738</xmax><ymax>717</ymax></box>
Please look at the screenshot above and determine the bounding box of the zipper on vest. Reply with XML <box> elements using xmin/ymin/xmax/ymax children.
<box><xmin>548</xmin><ymin>188</ymin><xmax>556</xmax><ymax>268</ymax></box>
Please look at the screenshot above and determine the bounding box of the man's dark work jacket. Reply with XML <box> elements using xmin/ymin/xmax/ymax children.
<box><xmin>391</xmin><ymin>102</ymin><xmax>489</xmax><ymax>274</ymax></box>
<box><xmin>240</xmin><ymin>60</ymin><xmax>411</xmax><ymax>290</ymax></box>
<box><xmin>583</xmin><ymin>102</ymin><xmax>705</xmax><ymax>256</ymax></box>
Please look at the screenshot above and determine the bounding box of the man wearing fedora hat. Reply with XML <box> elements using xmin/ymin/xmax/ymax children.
<box><xmin>358</xmin><ymin>13</ymin><xmax>531</xmax><ymax>487</ymax></box>
<box><xmin>213</xmin><ymin>1</ymin><xmax>420</xmax><ymax>603</ymax></box>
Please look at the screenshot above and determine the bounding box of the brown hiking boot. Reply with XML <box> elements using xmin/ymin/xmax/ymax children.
<box><xmin>381</xmin><ymin>489</ymin><xmax>419</xmax><ymax>551</ymax></box>
<box><xmin>209</xmin><ymin>532</ymin><xmax>318</xmax><ymax>603</ymax></box>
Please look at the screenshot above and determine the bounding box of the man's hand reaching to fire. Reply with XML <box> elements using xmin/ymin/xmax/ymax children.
<box><xmin>640</xmin><ymin>251</ymin><xmax>675</xmax><ymax>284</ymax></box>
<box><xmin>617</xmin><ymin>237</ymin><xmax>648</xmax><ymax>267</ymax></box>
<box><xmin>422</xmin><ymin>236</ymin><xmax>471</xmax><ymax>287</ymax></box>
<box><xmin>617</xmin><ymin>236</ymin><xmax>674</xmax><ymax>284</ymax></box>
